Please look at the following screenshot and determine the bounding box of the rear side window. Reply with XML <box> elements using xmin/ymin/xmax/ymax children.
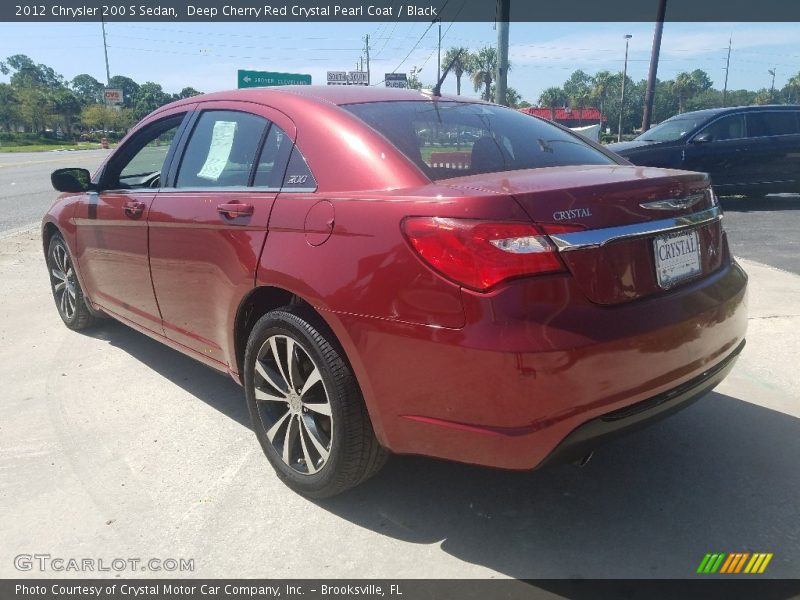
<box><xmin>343</xmin><ymin>101</ymin><xmax>614</xmax><ymax>180</ymax></box>
<box><xmin>176</xmin><ymin>110</ymin><xmax>268</xmax><ymax>188</ymax></box>
<box><xmin>253</xmin><ymin>124</ymin><xmax>293</xmax><ymax>188</ymax></box>
<box><xmin>747</xmin><ymin>112</ymin><xmax>800</xmax><ymax>138</ymax></box>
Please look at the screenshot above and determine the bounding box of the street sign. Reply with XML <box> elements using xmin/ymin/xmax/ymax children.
<box><xmin>348</xmin><ymin>71</ymin><xmax>368</xmax><ymax>86</ymax></box>
<box><xmin>103</xmin><ymin>88</ymin><xmax>123</xmax><ymax>104</ymax></box>
<box><xmin>385</xmin><ymin>73</ymin><xmax>408</xmax><ymax>88</ymax></box>
<box><xmin>327</xmin><ymin>71</ymin><xmax>348</xmax><ymax>85</ymax></box>
<box><xmin>237</xmin><ymin>70</ymin><xmax>311</xmax><ymax>88</ymax></box>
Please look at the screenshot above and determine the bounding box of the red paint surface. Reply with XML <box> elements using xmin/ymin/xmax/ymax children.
<box><xmin>43</xmin><ymin>87</ymin><xmax>747</xmax><ymax>469</ymax></box>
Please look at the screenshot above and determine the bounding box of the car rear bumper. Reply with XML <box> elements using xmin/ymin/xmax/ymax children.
<box><xmin>325</xmin><ymin>258</ymin><xmax>748</xmax><ymax>470</ymax></box>
<box><xmin>537</xmin><ymin>338</ymin><xmax>744</xmax><ymax>468</ymax></box>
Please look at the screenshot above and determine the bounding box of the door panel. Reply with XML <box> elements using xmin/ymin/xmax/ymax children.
<box><xmin>75</xmin><ymin>109</ymin><xmax>191</xmax><ymax>330</ymax></box>
<box><xmin>148</xmin><ymin>190</ymin><xmax>277</xmax><ymax>363</ymax></box>
<box><xmin>76</xmin><ymin>190</ymin><xmax>160</xmax><ymax>327</ymax></box>
<box><xmin>148</xmin><ymin>102</ymin><xmax>296</xmax><ymax>368</ymax></box>
<box><xmin>682</xmin><ymin>113</ymin><xmax>752</xmax><ymax>191</ymax></box>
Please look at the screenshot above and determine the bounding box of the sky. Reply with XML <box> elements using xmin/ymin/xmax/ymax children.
<box><xmin>1</xmin><ymin>21</ymin><xmax>798</xmax><ymax>103</ymax></box>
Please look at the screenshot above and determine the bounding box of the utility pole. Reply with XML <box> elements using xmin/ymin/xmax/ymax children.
<box><xmin>101</xmin><ymin>15</ymin><xmax>111</xmax><ymax>86</ymax></box>
<box><xmin>722</xmin><ymin>36</ymin><xmax>732</xmax><ymax>106</ymax></box>
<box><xmin>496</xmin><ymin>0</ymin><xmax>510</xmax><ymax>106</ymax></box>
<box><xmin>641</xmin><ymin>0</ymin><xmax>667</xmax><ymax>132</ymax></box>
<box><xmin>618</xmin><ymin>34</ymin><xmax>632</xmax><ymax>143</ymax></box>
<box><xmin>436</xmin><ymin>18</ymin><xmax>442</xmax><ymax>84</ymax></box>
<box><xmin>364</xmin><ymin>34</ymin><xmax>370</xmax><ymax>85</ymax></box>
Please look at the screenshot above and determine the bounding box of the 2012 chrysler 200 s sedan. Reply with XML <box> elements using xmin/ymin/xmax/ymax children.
<box><xmin>44</xmin><ymin>87</ymin><xmax>747</xmax><ymax>497</ymax></box>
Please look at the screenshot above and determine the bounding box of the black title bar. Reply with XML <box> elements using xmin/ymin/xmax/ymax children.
<box><xmin>3</xmin><ymin>0</ymin><xmax>800</xmax><ymax>22</ymax></box>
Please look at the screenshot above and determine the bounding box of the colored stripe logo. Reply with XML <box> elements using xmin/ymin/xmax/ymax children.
<box><xmin>696</xmin><ymin>553</ymin><xmax>773</xmax><ymax>574</ymax></box>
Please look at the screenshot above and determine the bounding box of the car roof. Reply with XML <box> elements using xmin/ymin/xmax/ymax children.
<box><xmin>668</xmin><ymin>104</ymin><xmax>800</xmax><ymax>121</ymax></box>
<box><xmin>167</xmin><ymin>85</ymin><xmax>482</xmax><ymax>111</ymax></box>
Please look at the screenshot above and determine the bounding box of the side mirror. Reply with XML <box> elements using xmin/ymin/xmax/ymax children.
<box><xmin>692</xmin><ymin>132</ymin><xmax>713</xmax><ymax>144</ymax></box>
<box><xmin>51</xmin><ymin>168</ymin><xmax>94</xmax><ymax>193</ymax></box>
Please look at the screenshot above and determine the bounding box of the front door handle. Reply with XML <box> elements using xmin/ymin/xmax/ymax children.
<box><xmin>124</xmin><ymin>200</ymin><xmax>146</xmax><ymax>217</ymax></box>
<box><xmin>217</xmin><ymin>203</ymin><xmax>254</xmax><ymax>218</ymax></box>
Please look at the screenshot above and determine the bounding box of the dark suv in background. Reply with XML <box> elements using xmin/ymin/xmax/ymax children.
<box><xmin>608</xmin><ymin>105</ymin><xmax>800</xmax><ymax>197</ymax></box>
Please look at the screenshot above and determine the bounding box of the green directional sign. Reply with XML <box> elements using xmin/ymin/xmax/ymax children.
<box><xmin>237</xmin><ymin>70</ymin><xmax>311</xmax><ymax>88</ymax></box>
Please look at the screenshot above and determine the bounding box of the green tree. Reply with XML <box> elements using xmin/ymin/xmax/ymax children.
<box><xmin>470</xmin><ymin>46</ymin><xmax>499</xmax><ymax>101</ymax></box>
<box><xmin>51</xmin><ymin>88</ymin><xmax>82</xmax><ymax>136</ymax></box>
<box><xmin>174</xmin><ymin>87</ymin><xmax>203</xmax><ymax>100</ymax></box>
<box><xmin>107</xmin><ymin>75</ymin><xmax>140</xmax><ymax>108</ymax></box>
<box><xmin>538</xmin><ymin>87</ymin><xmax>567</xmax><ymax>121</ymax></box>
<box><xmin>0</xmin><ymin>83</ymin><xmax>18</xmax><ymax>132</ymax></box>
<box><xmin>441</xmin><ymin>47</ymin><xmax>472</xmax><ymax>95</ymax></box>
<box><xmin>591</xmin><ymin>70</ymin><xmax>613</xmax><ymax>127</ymax></box>
<box><xmin>71</xmin><ymin>74</ymin><xmax>104</xmax><ymax>105</ymax></box>
<box><xmin>785</xmin><ymin>72</ymin><xmax>800</xmax><ymax>103</ymax></box>
<box><xmin>132</xmin><ymin>82</ymin><xmax>171</xmax><ymax>119</ymax></box>
<box><xmin>671</xmin><ymin>72</ymin><xmax>699</xmax><ymax>113</ymax></box>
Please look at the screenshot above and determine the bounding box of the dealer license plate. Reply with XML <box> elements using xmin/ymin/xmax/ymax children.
<box><xmin>653</xmin><ymin>229</ymin><xmax>702</xmax><ymax>288</ymax></box>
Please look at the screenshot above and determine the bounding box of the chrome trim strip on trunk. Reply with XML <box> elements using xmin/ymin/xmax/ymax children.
<box><xmin>548</xmin><ymin>206</ymin><xmax>722</xmax><ymax>252</ymax></box>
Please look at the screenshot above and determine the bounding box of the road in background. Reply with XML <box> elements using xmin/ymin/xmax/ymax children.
<box><xmin>721</xmin><ymin>195</ymin><xmax>800</xmax><ymax>275</ymax></box>
<box><xmin>0</xmin><ymin>149</ymin><xmax>108</xmax><ymax>235</ymax></box>
<box><xmin>1</xmin><ymin>150</ymin><xmax>798</xmax><ymax>277</ymax></box>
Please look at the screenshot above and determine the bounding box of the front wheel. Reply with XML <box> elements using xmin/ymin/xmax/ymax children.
<box><xmin>244</xmin><ymin>308</ymin><xmax>387</xmax><ymax>498</ymax></box>
<box><xmin>47</xmin><ymin>233</ymin><xmax>96</xmax><ymax>330</ymax></box>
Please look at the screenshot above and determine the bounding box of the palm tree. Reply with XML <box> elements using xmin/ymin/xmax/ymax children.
<box><xmin>538</xmin><ymin>87</ymin><xmax>567</xmax><ymax>121</ymax></box>
<box><xmin>470</xmin><ymin>47</ymin><xmax>498</xmax><ymax>102</ymax></box>
<box><xmin>671</xmin><ymin>72</ymin><xmax>698</xmax><ymax>114</ymax></box>
<box><xmin>442</xmin><ymin>47</ymin><xmax>472</xmax><ymax>95</ymax></box>
<box><xmin>787</xmin><ymin>72</ymin><xmax>800</xmax><ymax>103</ymax></box>
<box><xmin>592</xmin><ymin>70</ymin><xmax>613</xmax><ymax>127</ymax></box>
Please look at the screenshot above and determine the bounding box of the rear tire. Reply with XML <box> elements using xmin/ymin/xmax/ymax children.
<box><xmin>244</xmin><ymin>308</ymin><xmax>387</xmax><ymax>498</ymax></box>
<box><xmin>47</xmin><ymin>233</ymin><xmax>97</xmax><ymax>331</ymax></box>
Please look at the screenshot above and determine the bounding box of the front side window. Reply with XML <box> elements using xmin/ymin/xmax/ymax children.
<box><xmin>698</xmin><ymin>114</ymin><xmax>745</xmax><ymax>141</ymax></box>
<box><xmin>344</xmin><ymin>101</ymin><xmax>614</xmax><ymax>180</ymax></box>
<box><xmin>176</xmin><ymin>110</ymin><xmax>268</xmax><ymax>188</ymax></box>
<box><xmin>103</xmin><ymin>115</ymin><xmax>184</xmax><ymax>190</ymax></box>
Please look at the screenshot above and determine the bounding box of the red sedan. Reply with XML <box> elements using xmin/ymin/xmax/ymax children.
<box><xmin>44</xmin><ymin>86</ymin><xmax>747</xmax><ymax>497</ymax></box>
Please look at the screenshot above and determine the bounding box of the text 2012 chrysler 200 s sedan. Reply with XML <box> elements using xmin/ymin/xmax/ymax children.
<box><xmin>44</xmin><ymin>86</ymin><xmax>747</xmax><ymax>497</ymax></box>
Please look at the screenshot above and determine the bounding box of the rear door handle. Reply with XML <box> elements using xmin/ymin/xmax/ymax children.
<box><xmin>217</xmin><ymin>203</ymin><xmax>254</xmax><ymax>218</ymax></box>
<box><xmin>124</xmin><ymin>200</ymin><xmax>146</xmax><ymax>217</ymax></box>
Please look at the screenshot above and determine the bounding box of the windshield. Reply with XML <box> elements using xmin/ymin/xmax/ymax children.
<box><xmin>343</xmin><ymin>101</ymin><xmax>616</xmax><ymax>180</ymax></box>
<box><xmin>637</xmin><ymin>116</ymin><xmax>705</xmax><ymax>142</ymax></box>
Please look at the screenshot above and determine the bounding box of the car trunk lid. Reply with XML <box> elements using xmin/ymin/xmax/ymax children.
<box><xmin>443</xmin><ymin>165</ymin><xmax>725</xmax><ymax>304</ymax></box>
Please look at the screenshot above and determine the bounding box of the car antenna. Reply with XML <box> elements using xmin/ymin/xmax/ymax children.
<box><xmin>432</xmin><ymin>49</ymin><xmax>463</xmax><ymax>98</ymax></box>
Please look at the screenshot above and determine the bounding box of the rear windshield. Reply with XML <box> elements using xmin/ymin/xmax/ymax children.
<box><xmin>343</xmin><ymin>101</ymin><xmax>615</xmax><ymax>180</ymax></box>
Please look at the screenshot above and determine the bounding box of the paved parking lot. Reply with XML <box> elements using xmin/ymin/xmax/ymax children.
<box><xmin>1</xmin><ymin>151</ymin><xmax>799</xmax><ymax>579</ymax></box>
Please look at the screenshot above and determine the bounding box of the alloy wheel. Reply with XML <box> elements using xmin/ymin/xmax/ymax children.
<box><xmin>253</xmin><ymin>334</ymin><xmax>332</xmax><ymax>475</ymax></box>
<box><xmin>50</xmin><ymin>242</ymin><xmax>77</xmax><ymax>321</ymax></box>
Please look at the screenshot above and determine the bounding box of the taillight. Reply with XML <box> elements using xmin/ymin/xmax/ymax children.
<box><xmin>402</xmin><ymin>217</ymin><xmax>565</xmax><ymax>292</ymax></box>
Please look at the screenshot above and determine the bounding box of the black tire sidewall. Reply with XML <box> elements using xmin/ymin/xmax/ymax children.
<box><xmin>243</xmin><ymin>310</ymin><xmax>350</xmax><ymax>496</ymax></box>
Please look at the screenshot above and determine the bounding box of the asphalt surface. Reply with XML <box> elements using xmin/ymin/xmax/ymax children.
<box><xmin>0</xmin><ymin>149</ymin><xmax>109</xmax><ymax>235</ymax></box>
<box><xmin>1</xmin><ymin>150</ymin><xmax>798</xmax><ymax>579</ymax></box>
<box><xmin>720</xmin><ymin>195</ymin><xmax>800</xmax><ymax>275</ymax></box>
<box><xmin>2</xmin><ymin>149</ymin><xmax>798</xmax><ymax>275</ymax></box>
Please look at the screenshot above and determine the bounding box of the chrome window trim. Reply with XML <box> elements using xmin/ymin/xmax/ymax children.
<box><xmin>549</xmin><ymin>206</ymin><xmax>722</xmax><ymax>252</ymax></box>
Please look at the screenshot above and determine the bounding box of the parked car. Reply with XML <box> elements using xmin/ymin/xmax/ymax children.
<box><xmin>608</xmin><ymin>105</ymin><xmax>800</xmax><ymax>197</ymax></box>
<box><xmin>44</xmin><ymin>86</ymin><xmax>747</xmax><ymax>497</ymax></box>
